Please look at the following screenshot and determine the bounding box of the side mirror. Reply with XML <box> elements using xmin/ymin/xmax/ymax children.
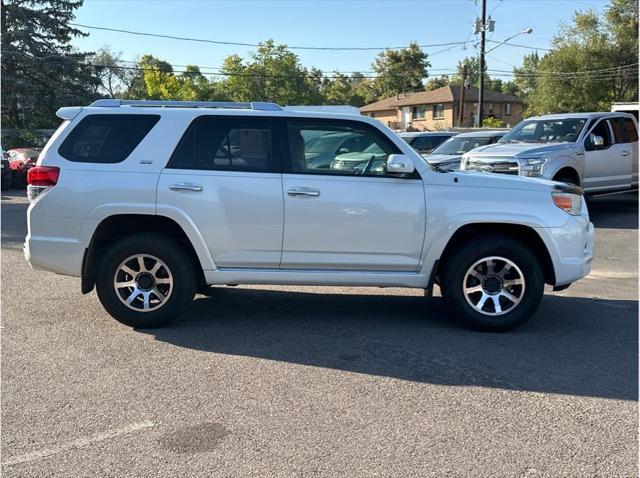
<box><xmin>387</xmin><ymin>154</ymin><xmax>415</xmax><ymax>174</ymax></box>
<box><xmin>338</xmin><ymin>147</ymin><xmax>351</xmax><ymax>154</ymax></box>
<box><xmin>590</xmin><ymin>134</ymin><xmax>604</xmax><ymax>147</ymax></box>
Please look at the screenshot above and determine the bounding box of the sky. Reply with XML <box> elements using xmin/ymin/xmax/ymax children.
<box><xmin>70</xmin><ymin>0</ymin><xmax>609</xmax><ymax>80</ymax></box>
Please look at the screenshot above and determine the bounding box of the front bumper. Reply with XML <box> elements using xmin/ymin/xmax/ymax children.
<box><xmin>536</xmin><ymin>214</ymin><xmax>594</xmax><ymax>286</ymax></box>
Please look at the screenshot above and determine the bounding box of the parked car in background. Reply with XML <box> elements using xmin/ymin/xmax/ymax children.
<box><xmin>26</xmin><ymin>99</ymin><xmax>594</xmax><ymax>332</ymax></box>
<box><xmin>303</xmin><ymin>131</ymin><xmax>373</xmax><ymax>169</ymax></box>
<box><xmin>329</xmin><ymin>142</ymin><xmax>388</xmax><ymax>174</ymax></box>
<box><xmin>1</xmin><ymin>146</ymin><xmax>11</xmax><ymax>189</ymax></box>
<box><xmin>426</xmin><ymin>130</ymin><xmax>506</xmax><ymax>172</ymax></box>
<box><xmin>7</xmin><ymin>148</ymin><xmax>42</xmax><ymax>186</ymax></box>
<box><xmin>461</xmin><ymin>112</ymin><xmax>639</xmax><ymax>194</ymax></box>
<box><xmin>400</xmin><ymin>131</ymin><xmax>458</xmax><ymax>155</ymax></box>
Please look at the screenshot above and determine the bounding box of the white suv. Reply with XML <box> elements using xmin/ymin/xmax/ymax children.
<box><xmin>24</xmin><ymin>100</ymin><xmax>594</xmax><ymax>332</ymax></box>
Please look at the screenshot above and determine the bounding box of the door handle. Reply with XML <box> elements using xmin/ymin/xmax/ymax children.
<box><xmin>287</xmin><ymin>188</ymin><xmax>320</xmax><ymax>197</ymax></box>
<box><xmin>621</xmin><ymin>150</ymin><xmax>630</xmax><ymax>156</ymax></box>
<box><xmin>169</xmin><ymin>183</ymin><xmax>203</xmax><ymax>192</ymax></box>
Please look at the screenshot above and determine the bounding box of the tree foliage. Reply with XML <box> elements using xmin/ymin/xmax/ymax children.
<box><xmin>372</xmin><ymin>43</ymin><xmax>430</xmax><ymax>96</ymax></box>
<box><xmin>1</xmin><ymin>0</ymin><xmax>99</xmax><ymax>128</ymax></box>
<box><xmin>526</xmin><ymin>0</ymin><xmax>638</xmax><ymax>114</ymax></box>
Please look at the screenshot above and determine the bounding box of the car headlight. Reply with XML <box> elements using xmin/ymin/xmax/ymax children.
<box><xmin>551</xmin><ymin>192</ymin><xmax>582</xmax><ymax>215</ymax></box>
<box><xmin>519</xmin><ymin>157</ymin><xmax>548</xmax><ymax>177</ymax></box>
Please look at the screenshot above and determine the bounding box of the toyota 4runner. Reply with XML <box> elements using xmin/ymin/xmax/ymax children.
<box><xmin>25</xmin><ymin>100</ymin><xmax>594</xmax><ymax>332</ymax></box>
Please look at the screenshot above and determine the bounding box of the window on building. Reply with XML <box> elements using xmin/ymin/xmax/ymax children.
<box><xmin>504</xmin><ymin>103</ymin><xmax>512</xmax><ymax>115</ymax></box>
<box><xmin>412</xmin><ymin>106</ymin><xmax>426</xmax><ymax>120</ymax></box>
<box><xmin>432</xmin><ymin>104</ymin><xmax>445</xmax><ymax>119</ymax></box>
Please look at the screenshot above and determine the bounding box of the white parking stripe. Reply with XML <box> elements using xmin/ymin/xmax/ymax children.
<box><xmin>2</xmin><ymin>420</ymin><xmax>155</xmax><ymax>467</ymax></box>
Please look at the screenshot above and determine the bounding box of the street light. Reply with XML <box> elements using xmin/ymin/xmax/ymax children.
<box><xmin>485</xmin><ymin>28</ymin><xmax>533</xmax><ymax>54</ymax></box>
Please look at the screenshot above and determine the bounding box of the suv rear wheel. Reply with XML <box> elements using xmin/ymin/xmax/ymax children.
<box><xmin>96</xmin><ymin>234</ymin><xmax>196</xmax><ymax>328</ymax></box>
<box><xmin>441</xmin><ymin>236</ymin><xmax>544</xmax><ymax>332</ymax></box>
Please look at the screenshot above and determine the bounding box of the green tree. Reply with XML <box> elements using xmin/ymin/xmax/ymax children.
<box><xmin>527</xmin><ymin>0</ymin><xmax>638</xmax><ymax>114</ymax></box>
<box><xmin>1</xmin><ymin>0</ymin><xmax>99</xmax><ymax>128</ymax></box>
<box><xmin>372</xmin><ymin>43</ymin><xmax>430</xmax><ymax>96</ymax></box>
<box><xmin>218</xmin><ymin>40</ymin><xmax>322</xmax><ymax>105</ymax></box>
<box><xmin>426</xmin><ymin>75</ymin><xmax>451</xmax><ymax>90</ymax></box>
<box><xmin>512</xmin><ymin>51</ymin><xmax>540</xmax><ymax>102</ymax></box>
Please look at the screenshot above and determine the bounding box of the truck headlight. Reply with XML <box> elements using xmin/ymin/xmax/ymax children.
<box><xmin>520</xmin><ymin>157</ymin><xmax>548</xmax><ymax>177</ymax></box>
<box><xmin>552</xmin><ymin>192</ymin><xmax>582</xmax><ymax>215</ymax></box>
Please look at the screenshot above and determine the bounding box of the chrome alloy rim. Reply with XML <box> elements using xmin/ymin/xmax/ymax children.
<box><xmin>462</xmin><ymin>256</ymin><xmax>525</xmax><ymax>316</ymax></box>
<box><xmin>113</xmin><ymin>254</ymin><xmax>173</xmax><ymax>312</ymax></box>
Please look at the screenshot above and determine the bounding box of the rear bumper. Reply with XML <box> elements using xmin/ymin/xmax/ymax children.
<box><xmin>536</xmin><ymin>215</ymin><xmax>594</xmax><ymax>286</ymax></box>
<box><xmin>24</xmin><ymin>235</ymin><xmax>84</xmax><ymax>277</ymax></box>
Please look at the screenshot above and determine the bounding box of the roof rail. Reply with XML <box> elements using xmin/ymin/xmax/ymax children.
<box><xmin>89</xmin><ymin>99</ymin><xmax>282</xmax><ymax>111</ymax></box>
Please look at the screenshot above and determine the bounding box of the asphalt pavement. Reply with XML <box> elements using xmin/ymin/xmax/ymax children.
<box><xmin>1</xmin><ymin>189</ymin><xmax>637</xmax><ymax>477</ymax></box>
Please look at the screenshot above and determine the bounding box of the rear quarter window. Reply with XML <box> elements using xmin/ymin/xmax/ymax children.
<box><xmin>58</xmin><ymin>114</ymin><xmax>160</xmax><ymax>163</ymax></box>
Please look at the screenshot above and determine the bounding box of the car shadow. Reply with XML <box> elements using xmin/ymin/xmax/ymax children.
<box><xmin>588</xmin><ymin>191</ymin><xmax>638</xmax><ymax>229</ymax></box>
<box><xmin>142</xmin><ymin>287</ymin><xmax>638</xmax><ymax>402</ymax></box>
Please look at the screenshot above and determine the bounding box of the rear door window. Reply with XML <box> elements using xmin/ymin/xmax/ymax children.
<box><xmin>610</xmin><ymin>117</ymin><xmax>638</xmax><ymax>143</ymax></box>
<box><xmin>168</xmin><ymin>116</ymin><xmax>272</xmax><ymax>172</ymax></box>
<box><xmin>59</xmin><ymin>114</ymin><xmax>160</xmax><ymax>163</ymax></box>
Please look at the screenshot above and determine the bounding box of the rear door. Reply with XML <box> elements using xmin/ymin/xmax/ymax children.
<box><xmin>610</xmin><ymin>116</ymin><xmax>639</xmax><ymax>188</ymax></box>
<box><xmin>280</xmin><ymin>119</ymin><xmax>426</xmax><ymax>272</ymax></box>
<box><xmin>157</xmin><ymin>116</ymin><xmax>283</xmax><ymax>269</ymax></box>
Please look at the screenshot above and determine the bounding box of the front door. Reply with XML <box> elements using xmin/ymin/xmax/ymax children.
<box><xmin>583</xmin><ymin>118</ymin><xmax>625</xmax><ymax>192</ymax></box>
<box><xmin>280</xmin><ymin>119</ymin><xmax>426</xmax><ymax>272</ymax></box>
<box><xmin>157</xmin><ymin>115</ymin><xmax>283</xmax><ymax>269</ymax></box>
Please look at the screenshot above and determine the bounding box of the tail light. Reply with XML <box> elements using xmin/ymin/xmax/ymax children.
<box><xmin>27</xmin><ymin>166</ymin><xmax>59</xmax><ymax>201</ymax></box>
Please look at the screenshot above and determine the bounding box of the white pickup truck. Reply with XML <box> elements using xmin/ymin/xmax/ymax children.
<box><xmin>24</xmin><ymin>100</ymin><xmax>594</xmax><ymax>332</ymax></box>
<box><xmin>461</xmin><ymin>112</ymin><xmax>639</xmax><ymax>194</ymax></box>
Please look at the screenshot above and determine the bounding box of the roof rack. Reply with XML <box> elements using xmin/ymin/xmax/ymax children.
<box><xmin>89</xmin><ymin>99</ymin><xmax>283</xmax><ymax>111</ymax></box>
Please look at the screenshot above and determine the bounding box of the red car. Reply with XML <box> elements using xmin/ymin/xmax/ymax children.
<box><xmin>6</xmin><ymin>148</ymin><xmax>42</xmax><ymax>186</ymax></box>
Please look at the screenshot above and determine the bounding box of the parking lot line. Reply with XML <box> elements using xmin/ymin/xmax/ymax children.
<box><xmin>2</xmin><ymin>420</ymin><xmax>155</xmax><ymax>468</ymax></box>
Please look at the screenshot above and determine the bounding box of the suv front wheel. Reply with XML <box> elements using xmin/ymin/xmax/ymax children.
<box><xmin>441</xmin><ymin>236</ymin><xmax>544</xmax><ymax>332</ymax></box>
<box><xmin>96</xmin><ymin>234</ymin><xmax>196</xmax><ymax>328</ymax></box>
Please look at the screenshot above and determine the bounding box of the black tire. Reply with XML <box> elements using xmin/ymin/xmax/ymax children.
<box><xmin>553</xmin><ymin>173</ymin><xmax>579</xmax><ymax>187</ymax></box>
<box><xmin>96</xmin><ymin>233</ymin><xmax>196</xmax><ymax>328</ymax></box>
<box><xmin>441</xmin><ymin>236</ymin><xmax>544</xmax><ymax>332</ymax></box>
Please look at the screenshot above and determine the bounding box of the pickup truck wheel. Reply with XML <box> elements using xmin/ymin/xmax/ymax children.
<box><xmin>96</xmin><ymin>234</ymin><xmax>196</xmax><ymax>328</ymax></box>
<box><xmin>441</xmin><ymin>237</ymin><xmax>544</xmax><ymax>332</ymax></box>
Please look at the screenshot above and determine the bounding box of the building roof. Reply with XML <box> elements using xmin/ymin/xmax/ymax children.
<box><xmin>360</xmin><ymin>85</ymin><xmax>523</xmax><ymax>112</ymax></box>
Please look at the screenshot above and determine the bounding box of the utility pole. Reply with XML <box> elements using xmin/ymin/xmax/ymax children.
<box><xmin>478</xmin><ymin>0</ymin><xmax>487</xmax><ymax>128</ymax></box>
<box><xmin>458</xmin><ymin>65</ymin><xmax>467</xmax><ymax>126</ymax></box>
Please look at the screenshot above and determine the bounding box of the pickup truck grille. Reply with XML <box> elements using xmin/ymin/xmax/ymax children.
<box><xmin>465</xmin><ymin>157</ymin><xmax>520</xmax><ymax>175</ymax></box>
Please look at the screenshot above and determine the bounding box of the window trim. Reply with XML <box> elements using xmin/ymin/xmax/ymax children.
<box><xmin>412</xmin><ymin>106</ymin><xmax>426</xmax><ymax>120</ymax></box>
<box><xmin>166</xmin><ymin>115</ymin><xmax>281</xmax><ymax>173</ymax></box>
<box><xmin>584</xmin><ymin>118</ymin><xmax>615</xmax><ymax>152</ymax></box>
<box><xmin>281</xmin><ymin>118</ymin><xmax>420</xmax><ymax>179</ymax></box>
<box><xmin>432</xmin><ymin>104</ymin><xmax>445</xmax><ymax>119</ymax></box>
<box><xmin>58</xmin><ymin>113</ymin><xmax>160</xmax><ymax>164</ymax></box>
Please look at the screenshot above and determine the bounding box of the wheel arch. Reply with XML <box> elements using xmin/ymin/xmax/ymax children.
<box><xmin>81</xmin><ymin>213</ymin><xmax>211</xmax><ymax>294</ymax></box>
<box><xmin>552</xmin><ymin>166</ymin><xmax>581</xmax><ymax>186</ymax></box>
<box><xmin>434</xmin><ymin>222</ymin><xmax>556</xmax><ymax>286</ymax></box>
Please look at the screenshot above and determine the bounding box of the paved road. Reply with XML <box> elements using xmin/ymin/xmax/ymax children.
<box><xmin>2</xmin><ymin>189</ymin><xmax>637</xmax><ymax>477</ymax></box>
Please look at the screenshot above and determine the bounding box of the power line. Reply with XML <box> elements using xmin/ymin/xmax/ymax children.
<box><xmin>69</xmin><ymin>22</ymin><xmax>469</xmax><ymax>51</ymax></box>
<box><xmin>4</xmin><ymin>51</ymin><xmax>637</xmax><ymax>80</ymax></box>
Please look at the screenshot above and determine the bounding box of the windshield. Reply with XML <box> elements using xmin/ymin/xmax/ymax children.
<box><xmin>500</xmin><ymin>118</ymin><xmax>587</xmax><ymax>144</ymax></box>
<box><xmin>431</xmin><ymin>136</ymin><xmax>494</xmax><ymax>155</ymax></box>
